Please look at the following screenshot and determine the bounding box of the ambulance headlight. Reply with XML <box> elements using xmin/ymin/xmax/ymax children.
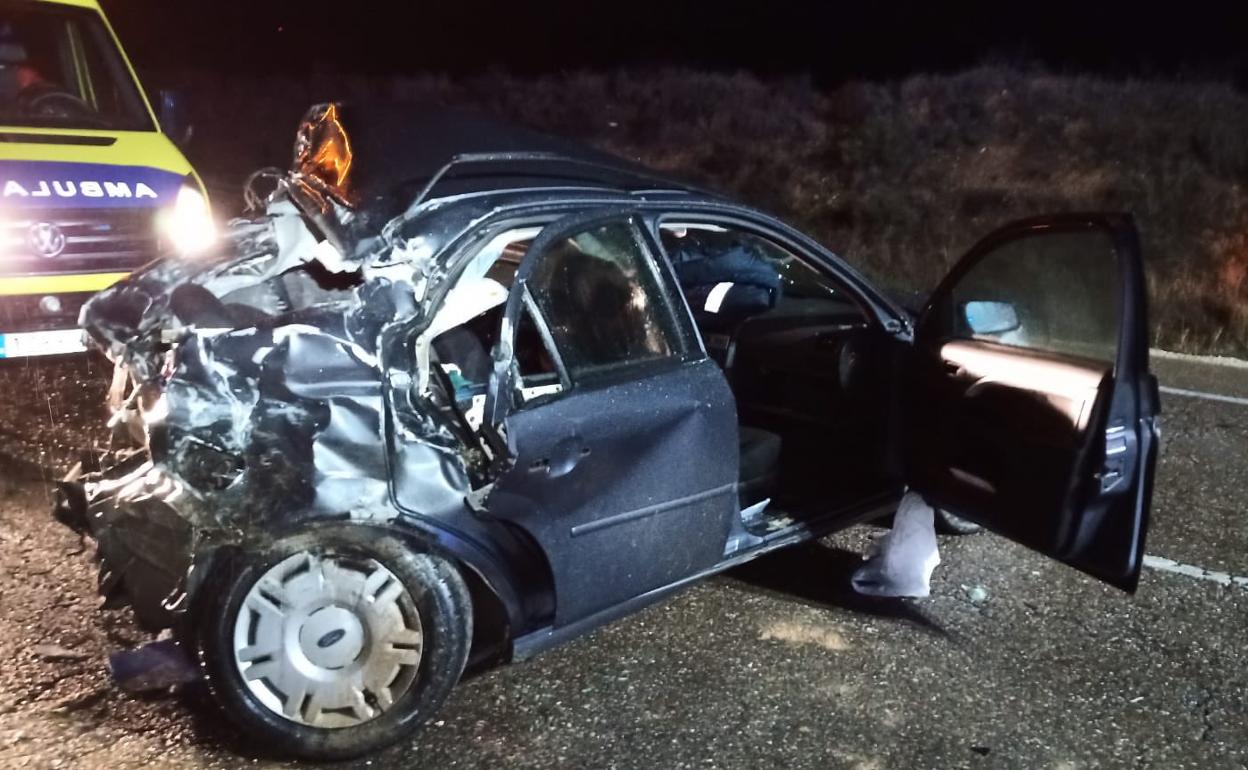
<box><xmin>158</xmin><ymin>184</ymin><xmax>217</xmax><ymax>256</ymax></box>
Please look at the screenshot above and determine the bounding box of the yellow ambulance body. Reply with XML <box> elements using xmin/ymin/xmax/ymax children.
<box><xmin>0</xmin><ymin>0</ymin><xmax>207</xmax><ymax>358</ymax></box>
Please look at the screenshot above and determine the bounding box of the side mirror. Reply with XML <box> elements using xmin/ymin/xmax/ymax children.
<box><xmin>963</xmin><ymin>300</ymin><xmax>1020</xmax><ymax>336</ymax></box>
<box><xmin>157</xmin><ymin>89</ymin><xmax>193</xmax><ymax>148</ymax></box>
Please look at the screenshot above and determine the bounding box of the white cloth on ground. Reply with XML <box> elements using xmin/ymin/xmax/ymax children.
<box><xmin>851</xmin><ymin>490</ymin><xmax>941</xmax><ymax>598</ymax></box>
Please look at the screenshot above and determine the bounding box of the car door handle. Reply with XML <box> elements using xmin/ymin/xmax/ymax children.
<box><xmin>1096</xmin><ymin>425</ymin><xmax>1131</xmax><ymax>492</ymax></box>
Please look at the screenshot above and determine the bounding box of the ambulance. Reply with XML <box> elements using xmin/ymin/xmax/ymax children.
<box><xmin>0</xmin><ymin>0</ymin><xmax>212</xmax><ymax>358</ymax></box>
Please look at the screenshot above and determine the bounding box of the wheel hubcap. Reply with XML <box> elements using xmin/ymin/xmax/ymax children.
<box><xmin>299</xmin><ymin>607</ymin><xmax>365</xmax><ymax>669</ymax></box>
<box><xmin>232</xmin><ymin>551</ymin><xmax>423</xmax><ymax>728</ymax></box>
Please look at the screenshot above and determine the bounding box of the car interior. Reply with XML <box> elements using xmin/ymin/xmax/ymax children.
<box><xmin>426</xmin><ymin>217</ymin><xmax>898</xmax><ymax>536</ymax></box>
<box><xmin>655</xmin><ymin>222</ymin><xmax>896</xmax><ymax>530</ymax></box>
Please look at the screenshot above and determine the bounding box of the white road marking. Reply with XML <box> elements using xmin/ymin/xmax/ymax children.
<box><xmin>1143</xmin><ymin>555</ymin><xmax>1248</xmax><ymax>588</ymax></box>
<box><xmin>1145</xmin><ymin>349</ymin><xmax>1248</xmax><ymax>405</ymax></box>
<box><xmin>1158</xmin><ymin>385</ymin><xmax>1248</xmax><ymax>407</ymax></box>
<box><xmin>1144</xmin><ymin>350</ymin><xmax>1248</xmax><ymax>589</ymax></box>
<box><xmin>1150</xmin><ymin>348</ymin><xmax>1248</xmax><ymax>369</ymax></box>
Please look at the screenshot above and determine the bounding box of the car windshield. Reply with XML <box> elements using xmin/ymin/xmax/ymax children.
<box><xmin>0</xmin><ymin>3</ymin><xmax>152</xmax><ymax>131</ymax></box>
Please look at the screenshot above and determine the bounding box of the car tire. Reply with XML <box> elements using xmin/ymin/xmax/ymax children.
<box><xmin>194</xmin><ymin>526</ymin><xmax>472</xmax><ymax>761</ymax></box>
<box><xmin>934</xmin><ymin>507</ymin><xmax>983</xmax><ymax>536</ymax></box>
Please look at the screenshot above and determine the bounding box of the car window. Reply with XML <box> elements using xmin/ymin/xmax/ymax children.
<box><xmin>0</xmin><ymin>4</ymin><xmax>152</xmax><ymax>131</ymax></box>
<box><xmin>526</xmin><ymin>220</ymin><xmax>687</xmax><ymax>382</ymax></box>
<box><xmin>431</xmin><ymin>228</ymin><xmax>536</xmax><ymax>372</ymax></box>
<box><xmin>658</xmin><ymin>222</ymin><xmax>864</xmax><ymax>322</ymax></box>
<box><xmin>935</xmin><ymin>229</ymin><xmax>1121</xmax><ymax>362</ymax></box>
<box><xmin>513</xmin><ymin>304</ymin><xmax>563</xmax><ymax>402</ymax></box>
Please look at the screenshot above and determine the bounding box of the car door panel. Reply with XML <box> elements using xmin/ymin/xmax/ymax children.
<box><xmin>487</xmin><ymin>359</ymin><xmax>738</xmax><ymax>625</ymax></box>
<box><xmin>905</xmin><ymin>214</ymin><xmax>1159</xmax><ymax>591</ymax></box>
<box><xmin>909</xmin><ymin>341</ymin><xmax>1111</xmax><ymax>547</ymax></box>
<box><xmin>483</xmin><ymin>210</ymin><xmax>739</xmax><ymax>626</ymax></box>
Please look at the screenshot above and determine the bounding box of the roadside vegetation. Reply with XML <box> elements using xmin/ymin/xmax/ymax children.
<box><xmin>170</xmin><ymin>67</ymin><xmax>1248</xmax><ymax>356</ymax></box>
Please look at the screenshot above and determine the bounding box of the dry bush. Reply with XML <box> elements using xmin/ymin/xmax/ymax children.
<box><xmin>160</xmin><ymin>66</ymin><xmax>1248</xmax><ymax>356</ymax></box>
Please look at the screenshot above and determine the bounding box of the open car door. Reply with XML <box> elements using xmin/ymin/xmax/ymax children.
<box><xmin>904</xmin><ymin>213</ymin><xmax>1160</xmax><ymax>591</ymax></box>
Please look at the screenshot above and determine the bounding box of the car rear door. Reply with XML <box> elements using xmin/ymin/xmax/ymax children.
<box><xmin>483</xmin><ymin>210</ymin><xmax>739</xmax><ymax>625</ymax></box>
<box><xmin>903</xmin><ymin>213</ymin><xmax>1160</xmax><ymax>591</ymax></box>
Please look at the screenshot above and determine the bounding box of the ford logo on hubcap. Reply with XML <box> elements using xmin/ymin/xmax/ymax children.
<box><xmin>317</xmin><ymin>628</ymin><xmax>347</xmax><ymax>649</ymax></box>
<box><xmin>27</xmin><ymin>222</ymin><xmax>67</xmax><ymax>259</ymax></box>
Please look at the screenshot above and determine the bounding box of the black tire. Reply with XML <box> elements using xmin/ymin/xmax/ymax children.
<box><xmin>194</xmin><ymin>526</ymin><xmax>472</xmax><ymax>761</ymax></box>
<box><xmin>934</xmin><ymin>507</ymin><xmax>983</xmax><ymax>536</ymax></box>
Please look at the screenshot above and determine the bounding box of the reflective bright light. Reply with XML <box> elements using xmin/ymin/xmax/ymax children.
<box><xmin>37</xmin><ymin>295</ymin><xmax>62</xmax><ymax>315</ymax></box>
<box><xmin>158</xmin><ymin>184</ymin><xmax>217</xmax><ymax>256</ymax></box>
<box><xmin>141</xmin><ymin>392</ymin><xmax>169</xmax><ymax>426</ymax></box>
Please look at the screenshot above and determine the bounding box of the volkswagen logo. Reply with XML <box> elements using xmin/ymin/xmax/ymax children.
<box><xmin>27</xmin><ymin>222</ymin><xmax>67</xmax><ymax>259</ymax></box>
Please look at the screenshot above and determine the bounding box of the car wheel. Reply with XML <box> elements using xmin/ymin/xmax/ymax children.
<box><xmin>934</xmin><ymin>507</ymin><xmax>983</xmax><ymax>536</ymax></box>
<box><xmin>195</xmin><ymin>527</ymin><xmax>472</xmax><ymax>760</ymax></box>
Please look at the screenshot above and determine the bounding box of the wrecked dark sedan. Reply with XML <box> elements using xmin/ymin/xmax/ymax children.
<box><xmin>53</xmin><ymin>104</ymin><xmax>1161</xmax><ymax>759</ymax></box>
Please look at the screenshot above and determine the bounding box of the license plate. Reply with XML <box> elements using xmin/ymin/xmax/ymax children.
<box><xmin>0</xmin><ymin>329</ymin><xmax>86</xmax><ymax>359</ymax></box>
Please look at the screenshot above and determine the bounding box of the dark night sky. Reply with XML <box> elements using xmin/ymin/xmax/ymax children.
<box><xmin>100</xmin><ymin>1</ymin><xmax>1248</xmax><ymax>84</ymax></box>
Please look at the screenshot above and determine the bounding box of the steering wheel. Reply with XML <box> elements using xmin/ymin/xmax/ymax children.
<box><xmin>18</xmin><ymin>83</ymin><xmax>106</xmax><ymax>126</ymax></box>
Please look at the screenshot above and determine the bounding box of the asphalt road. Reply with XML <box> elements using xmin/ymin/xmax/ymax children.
<box><xmin>0</xmin><ymin>352</ymin><xmax>1244</xmax><ymax>770</ymax></box>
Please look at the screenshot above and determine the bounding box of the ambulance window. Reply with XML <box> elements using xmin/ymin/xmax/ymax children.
<box><xmin>0</xmin><ymin>5</ymin><xmax>152</xmax><ymax>131</ymax></box>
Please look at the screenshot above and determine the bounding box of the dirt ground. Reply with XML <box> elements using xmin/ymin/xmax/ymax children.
<box><xmin>0</xmin><ymin>357</ymin><xmax>249</xmax><ymax>769</ymax></box>
<box><xmin>0</xmin><ymin>482</ymin><xmax>247</xmax><ymax>770</ymax></box>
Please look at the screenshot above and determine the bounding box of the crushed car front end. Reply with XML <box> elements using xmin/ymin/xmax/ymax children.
<box><xmin>51</xmin><ymin>298</ymin><xmax>408</xmax><ymax>631</ymax></box>
<box><xmin>50</xmin><ymin>122</ymin><xmax>480</xmax><ymax>634</ymax></box>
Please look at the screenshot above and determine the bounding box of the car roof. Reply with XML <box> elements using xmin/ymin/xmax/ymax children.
<box><xmin>292</xmin><ymin>103</ymin><xmax>704</xmax><ymax>211</ymax></box>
